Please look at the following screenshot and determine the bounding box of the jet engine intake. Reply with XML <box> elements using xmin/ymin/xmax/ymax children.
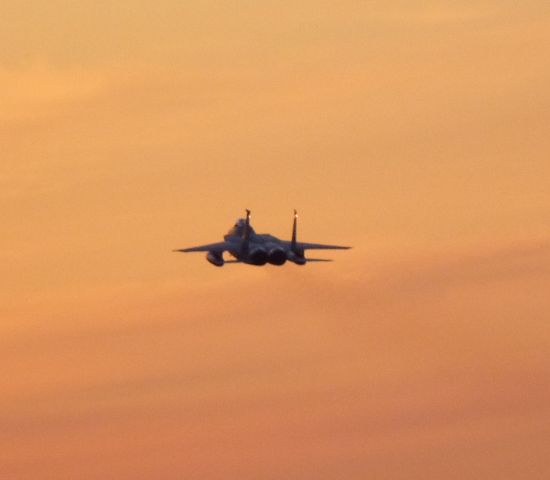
<box><xmin>268</xmin><ymin>247</ymin><xmax>287</xmax><ymax>265</ymax></box>
<box><xmin>249</xmin><ymin>248</ymin><xmax>268</xmax><ymax>265</ymax></box>
<box><xmin>206</xmin><ymin>251</ymin><xmax>224</xmax><ymax>267</ymax></box>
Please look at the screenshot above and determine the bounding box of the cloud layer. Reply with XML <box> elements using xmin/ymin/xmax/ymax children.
<box><xmin>2</xmin><ymin>242</ymin><xmax>550</xmax><ymax>479</ymax></box>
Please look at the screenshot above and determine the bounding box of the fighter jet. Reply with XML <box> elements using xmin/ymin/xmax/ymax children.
<box><xmin>174</xmin><ymin>210</ymin><xmax>351</xmax><ymax>266</ymax></box>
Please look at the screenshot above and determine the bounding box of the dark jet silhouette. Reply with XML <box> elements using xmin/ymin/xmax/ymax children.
<box><xmin>174</xmin><ymin>210</ymin><xmax>351</xmax><ymax>266</ymax></box>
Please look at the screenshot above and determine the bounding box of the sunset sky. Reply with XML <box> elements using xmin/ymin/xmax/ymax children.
<box><xmin>2</xmin><ymin>1</ymin><xmax>550</xmax><ymax>478</ymax></box>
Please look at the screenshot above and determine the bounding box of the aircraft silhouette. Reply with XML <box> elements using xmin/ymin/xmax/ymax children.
<box><xmin>174</xmin><ymin>210</ymin><xmax>351</xmax><ymax>266</ymax></box>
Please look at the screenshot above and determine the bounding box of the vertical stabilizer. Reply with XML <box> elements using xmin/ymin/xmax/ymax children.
<box><xmin>288</xmin><ymin>209</ymin><xmax>306</xmax><ymax>265</ymax></box>
<box><xmin>244</xmin><ymin>209</ymin><xmax>251</xmax><ymax>240</ymax></box>
<box><xmin>242</xmin><ymin>209</ymin><xmax>251</xmax><ymax>254</ymax></box>
<box><xmin>291</xmin><ymin>209</ymin><xmax>298</xmax><ymax>249</ymax></box>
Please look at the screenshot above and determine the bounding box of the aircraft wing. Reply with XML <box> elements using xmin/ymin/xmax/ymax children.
<box><xmin>292</xmin><ymin>242</ymin><xmax>351</xmax><ymax>250</ymax></box>
<box><xmin>173</xmin><ymin>241</ymin><xmax>229</xmax><ymax>253</ymax></box>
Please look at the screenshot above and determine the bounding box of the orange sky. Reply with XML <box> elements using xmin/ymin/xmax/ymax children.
<box><xmin>1</xmin><ymin>1</ymin><xmax>550</xmax><ymax>478</ymax></box>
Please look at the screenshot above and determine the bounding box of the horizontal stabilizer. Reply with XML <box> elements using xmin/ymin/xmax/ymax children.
<box><xmin>292</xmin><ymin>242</ymin><xmax>351</xmax><ymax>250</ymax></box>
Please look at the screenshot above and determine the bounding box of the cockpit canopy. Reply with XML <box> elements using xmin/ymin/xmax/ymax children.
<box><xmin>226</xmin><ymin>218</ymin><xmax>255</xmax><ymax>237</ymax></box>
